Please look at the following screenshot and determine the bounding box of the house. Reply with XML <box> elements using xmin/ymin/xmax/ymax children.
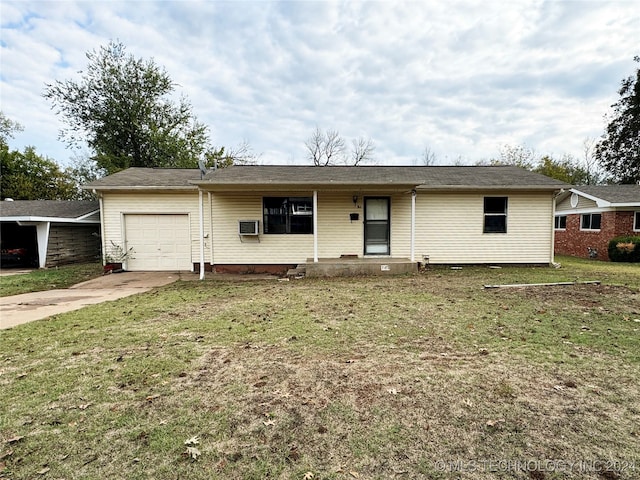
<box><xmin>85</xmin><ymin>165</ymin><xmax>566</xmax><ymax>276</ymax></box>
<box><xmin>554</xmin><ymin>185</ymin><xmax>640</xmax><ymax>261</ymax></box>
<box><xmin>0</xmin><ymin>200</ymin><xmax>101</xmax><ymax>268</ymax></box>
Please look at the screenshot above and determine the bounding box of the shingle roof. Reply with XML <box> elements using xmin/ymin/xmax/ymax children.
<box><xmin>85</xmin><ymin>168</ymin><xmax>201</xmax><ymax>190</ymax></box>
<box><xmin>84</xmin><ymin>165</ymin><xmax>568</xmax><ymax>191</ymax></box>
<box><xmin>572</xmin><ymin>185</ymin><xmax>640</xmax><ymax>204</ymax></box>
<box><xmin>197</xmin><ymin>165</ymin><xmax>567</xmax><ymax>190</ymax></box>
<box><xmin>0</xmin><ymin>200</ymin><xmax>99</xmax><ymax>219</ymax></box>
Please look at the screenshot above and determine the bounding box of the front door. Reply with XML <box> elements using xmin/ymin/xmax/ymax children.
<box><xmin>364</xmin><ymin>197</ymin><xmax>390</xmax><ymax>255</ymax></box>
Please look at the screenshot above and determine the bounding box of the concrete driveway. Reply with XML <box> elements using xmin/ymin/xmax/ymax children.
<box><xmin>0</xmin><ymin>271</ymin><xmax>194</xmax><ymax>330</ymax></box>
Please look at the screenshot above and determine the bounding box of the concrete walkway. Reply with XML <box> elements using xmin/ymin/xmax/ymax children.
<box><xmin>0</xmin><ymin>271</ymin><xmax>193</xmax><ymax>330</ymax></box>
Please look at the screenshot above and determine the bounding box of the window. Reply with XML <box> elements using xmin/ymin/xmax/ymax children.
<box><xmin>484</xmin><ymin>197</ymin><xmax>507</xmax><ymax>233</ymax></box>
<box><xmin>263</xmin><ymin>197</ymin><xmax>313</xmax><ymax>234</ymax></box>
<box><xmin>554</xmin><ymin>215</ymin><xmax>567</xmax><ymax>230</ymax></box>
<box><xmin>635</xmin><ymin>212</ymin><xmax>640</xmax><ymax>231</ymax></box>
<box><xmin>581</xmin><ymin>213</ymin><xmax>601</xmax><ymax>230</ymax></box>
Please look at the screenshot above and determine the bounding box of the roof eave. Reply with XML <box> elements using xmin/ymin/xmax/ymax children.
<box><xmin>0</xmin><ymin>214</ymin><xmax>101</xmax><ymax>223</ymax></box>
<box><xmin>416</xmin><ymin>185</ymin><xmax>566</xmax><ymax>191</ymax></box>
<box><xmin>83</xmin><ymin>185</ymin><xmax>198</xmax><ymax>192</ymax></box>
<box><xmin>192</xmin><ymin>181</ymin><xmax>423</xmax><ymax>192</ymax></box>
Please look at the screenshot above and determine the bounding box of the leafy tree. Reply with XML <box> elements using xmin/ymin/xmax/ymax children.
<box><xmin>43</xmin><ymin>41</ymin><xmax>211</xmax><ymax>174</ymax></box>
<box><xmin>533</xmin><ymin>155</ymin><xmax>590</xmax><ymax>185</ymax></box>
<box><xmin>305</xmin><ymin>127</ymin><xmax>374</xmax><ymax>166</ymax></box>
<box><xmin>1</xmin><ymin>144</ymin><xmax>77</xmax><ymax>200</ymax></box>
<box><xmin>0</xmin><ymin>111</ymin><xmax>23</xmax><ymax>143</ymax></box>
<box><xmin>479</xmin><ymin>143</ymin><xmax>607</xmax><ymax>185</ymax></box>
<box><xmin>63</xmin><ymin>153</ymin><xmax>107</xmax><ymax>200</ymax></box>
<box><xmin>595</xmin><ymin>57</ymin><xmax>640</xmax><ymax>184</ymax></box>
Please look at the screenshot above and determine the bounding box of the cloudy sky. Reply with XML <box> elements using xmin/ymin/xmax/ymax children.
<box><xmin>1</xmin><ymin>0</ymin><xmax>638</xmax><ymax>167</ymax></box>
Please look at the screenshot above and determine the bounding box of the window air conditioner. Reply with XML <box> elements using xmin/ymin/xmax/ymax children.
<box><xmin>238</xmin><ymin>220</ymin><xmax>259</xmax><ymax>235</ymax></box>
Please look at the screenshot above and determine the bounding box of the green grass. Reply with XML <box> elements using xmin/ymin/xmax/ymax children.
<box><xmin>0</xmin><ymin>262</ymin><xmax>103</xmax><ymax>296</ymax></box>
<box><xmin>1</xmin><ymin>257</ymin><xmax>639</xmax><ymax>479</ymax></box>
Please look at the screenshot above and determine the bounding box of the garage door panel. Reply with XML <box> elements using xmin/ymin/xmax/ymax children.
<box><xmin>124</xmin><ymin>214</ymin><xmax>191</xmax><ymax>271</ymax></box>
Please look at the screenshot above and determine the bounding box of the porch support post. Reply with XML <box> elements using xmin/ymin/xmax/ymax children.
<box><xmin>208</xmin><ymin>192</ymin><xmax>214</xmax><ymax>268</ymax></box>
<box><xmin>98</xmin><ymin>194</ymin><xmax>107</xmax><ymax>265</ymax></box>
<box><xmin>410</xmin><ymin>189</ymin><xmax>416</xmax><ymax>262</ymax></box>
<box><xmin>313</xmin><ymin>190</ymin><xmax>318</xmax><ymax>263</ymax></box>
<box><xmin>199</xmin><ymin>189</ymin><xmax>205</xmax><ymax>280</ymax></box>
<box><xmin>35</xmin><ymin>222</ymin><xmax>50</xmax><ymax>268</ymax></box>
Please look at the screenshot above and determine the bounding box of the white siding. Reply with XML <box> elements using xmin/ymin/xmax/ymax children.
<box><xmin>414</xmin><ymin>192</ymin><xmax>554</xmax><ymax>264</ymax></box>
<box><xmin>211</xmin><ymin>193</ymin><xmax>313</xmax><ymax>264</ymax></box>
<box><xmin>102</xmin><ymin>190</ymin><xmax>554</xmax><ymax>267</ymax></box>
<box><xmin>556</xmin><ymin>193</ymin><xmax>597</xmax><ymax>211</ymax></box>
<box><xmin>210</xmin><ymin>191</ymin><xmax>415</xmax><ymax>263</ymax></box>
<box><xmin>101</xmin><ymin>192</ymin><xmax>209</xmax><ymax>269</ymax></box>
<box><xmin>316</xmin><ymin>193</ymin><xmax>364</xmax><ymax>258</ymax></box>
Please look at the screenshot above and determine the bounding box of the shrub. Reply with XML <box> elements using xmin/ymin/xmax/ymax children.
<box><xmin>608</xmin><ymin>236</ymin><xmax>640</xmax><ymax>262</ymax></box>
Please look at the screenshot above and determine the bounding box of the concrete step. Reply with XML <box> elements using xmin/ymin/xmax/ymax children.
<box><xmin>286</xmin><ymin>264</ymin><xmax>306</xmax><ymax>279</ymax></box>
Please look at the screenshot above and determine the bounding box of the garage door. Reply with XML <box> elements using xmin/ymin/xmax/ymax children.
<box><xmin>124</xmin><ymin>214</ymin><xmax>191</xmax><ymax>271</ymax></box>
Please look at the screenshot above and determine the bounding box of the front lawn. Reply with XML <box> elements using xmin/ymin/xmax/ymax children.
<box><xmin>0</xmin><ymin>263</ymin><xmax>103</xmax><ymax>297</ymax></box>
<box><xmin>1</xmin><ymin>258</ymin><xmax>639</xmax><ymax>479</ymax></box>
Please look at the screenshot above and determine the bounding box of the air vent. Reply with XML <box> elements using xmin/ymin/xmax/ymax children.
<box><xmin>238</xmin><ymin>220</ymin><xmax>259</xmax><ymax>235</ymax></box>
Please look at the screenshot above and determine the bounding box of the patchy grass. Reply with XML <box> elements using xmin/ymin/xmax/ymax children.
<box><xmin>1</xmin><ymin>258</ymin><xmax>639</xmax><ymax>479</ymax></box>
<box><xmin>0</xmin><ymin>263</ymin><xmax>103</xmax><ymax>297</ymax></box>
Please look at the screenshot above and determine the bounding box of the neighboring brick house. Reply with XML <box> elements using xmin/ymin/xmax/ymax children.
<box><xmin>554</xmin><ymin>185</ymin><xmax>640</xmax><ymax>261</ymax></box>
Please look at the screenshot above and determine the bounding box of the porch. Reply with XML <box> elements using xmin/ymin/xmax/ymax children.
<box><xmin>300</xmin><ymin>257</ymin><xmax>419</xmax><ymax>277</ymax></box>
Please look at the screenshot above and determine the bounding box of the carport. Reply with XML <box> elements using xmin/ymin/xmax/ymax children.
<box><xmin>0</xmin><ymin>200</ymin><xmax>101</xmax><ymax>268</ymax></box>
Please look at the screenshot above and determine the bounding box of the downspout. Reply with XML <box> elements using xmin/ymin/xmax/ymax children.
<box><xmin>550</xmin><ymin>191</ymin><xmax>558</xmax><ymax>265</ymax></box>
<box><xmin>313</xmin><ymin>190</ymin><xmax>318</xmax><ymax>263</ymax></box>
<box><xmin>199</xmin><ymin>190</ymin><xmax>205</xmax><ymax>280</ymax></box>
<box><xmin>410</xmin><ymin>189</ymin><xmax>416</xmax><ymax>262</ymax></box>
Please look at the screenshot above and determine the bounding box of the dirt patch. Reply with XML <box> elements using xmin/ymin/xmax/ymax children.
<box><xmin>167</xmin><ymin>342</ymin><xmax>640</xmax><ymax>479</ymax></box>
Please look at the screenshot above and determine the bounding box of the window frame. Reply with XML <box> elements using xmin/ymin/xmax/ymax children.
<box><xmin>634</xmin><ymin>212</ymin><xmax>640</xmax><ymax>232</ymax></box>
<box><xmin>262</xmin><ymin>196</ymin><xmax>314</xmax><ymax>235</ymax></box>
<box><xmin>554</xmin><ymin>215</ymin><xmax>567</xmax><ymax>230</ymax></box>
<box><xmin>580</xmin><ymin>213</ymin><xmax>602</xmax><ymax>231</ymax></box>
<box><xmin>483</xmin><ymin>197</ymin><xmax>508</xmax><ymax>234</ymax></box>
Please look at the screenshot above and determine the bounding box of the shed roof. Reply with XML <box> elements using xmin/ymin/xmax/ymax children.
<box><xmin>0</xmin><ymin>200</ymin><xmax>99</xmax><ymax>219</ymax></box>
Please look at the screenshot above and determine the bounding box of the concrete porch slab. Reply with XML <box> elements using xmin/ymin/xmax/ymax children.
<box><xmin>304</xmin><ymin>258</ymin><xmax>418</xmax><ymax>277</ymax></box>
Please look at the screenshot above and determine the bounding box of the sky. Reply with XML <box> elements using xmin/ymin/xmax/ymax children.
<box><xmin>1</xmin><ymin>0</ymin><xmax>638</xmax><ymax>167</ymax></box>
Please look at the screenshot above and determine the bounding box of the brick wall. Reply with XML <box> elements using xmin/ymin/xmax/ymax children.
<box><xmin>554</xmin><ymin>210</ymin><xmax>637</xmax><ymax>261</ymax></box>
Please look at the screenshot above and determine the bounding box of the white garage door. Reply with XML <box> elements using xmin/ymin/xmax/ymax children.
<box><xmin>124</xmin><ymin>214</ymin><xmax>191</xmax><ymax>271</ymax></box>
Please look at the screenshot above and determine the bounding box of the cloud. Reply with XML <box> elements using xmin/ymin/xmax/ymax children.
<box><xmin>1</xmin><ymin>0</ymin><xmax>638</xmax><ymax>166</ymax></box>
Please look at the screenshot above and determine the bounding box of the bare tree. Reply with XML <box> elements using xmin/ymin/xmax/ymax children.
<box><xmin>582</xmin><ymin>137</ymin><xmax>606</xmax><ymax>184</ymax></box>
<box><xmin>351</xmin><ymin>137</ymin><xmax>375</xmax><ymax>165</ymax></box>
<box><xmin>206</xmin><ymin>140</ymin><xmax>259</xmax><ymax>168</ymax></box>
<box><xmin>421</xmin><ymin>145</ymin><xmax>437</xmax><ymax>165</ymax></box>
<box><xmin>305</xmin><ymin>127</ymin><xmax>377</xmax><ymax>166</ymax></box>
<box><xmin>305</xmin><ymin>127</ymin><xmax>346</xmax><ymax>166</ymax></box>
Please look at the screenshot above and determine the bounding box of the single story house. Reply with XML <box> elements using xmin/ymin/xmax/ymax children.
<box><xmin>554</xmin><ymin>184</ymin><xmax>640</xmax><ymax>261</ymax></box>
<box><xmin>0</xmin><ymin>200</ymin><xmax>101</xmax><ymax>268</ymax></box>
<box><xmin>85</xmin><ymin>165</ymin><xmax>566</xmax><ymax>276</ymax></box>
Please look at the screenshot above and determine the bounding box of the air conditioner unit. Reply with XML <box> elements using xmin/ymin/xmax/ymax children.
<box><xmin>238</xmin><ymin>220</ymin><xmax>259</xmax><ymax>235</ymax></box>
